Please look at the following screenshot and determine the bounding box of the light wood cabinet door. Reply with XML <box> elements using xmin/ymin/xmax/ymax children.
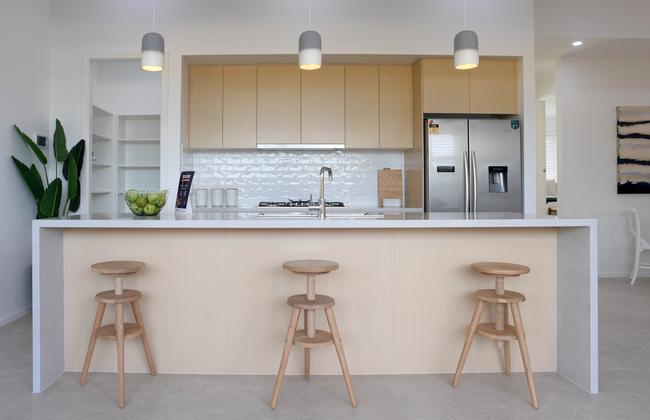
<box><xmin>345</xmin><ymin>65</ymin><xmax>379</xmax><ymax>148</ymax></box>
<box><xmin>257</xmin><ymin>65</ymin><xmax>301</xmax><ymax>144</ymax></box>
<box><xmin>421</xmin><ymin>58</ymin><xmax>469</xmax><ymax>114</ymax></box>
<box><xmin>223</xmin><ymin>65</ymin><xmax>256</xmax><ymax>149</ymax></box>
<box><xmin>469</xmin><ymin>58</ymin><xmax>519</xmax><ymax>115</ymax></box>
<box><xmin>379</xmin><ymin>65</ymin><xmax>413</xmax><ymax>149</ymax></box>
<box><xmin>188</xmin><ymin>65</ymin><xmax>223</xmax><ymax>149</ymax></box>
<box><xmin>300</xmin><ymin>65</ymin><xmax>345</xmax><ymax>144</ymax></box>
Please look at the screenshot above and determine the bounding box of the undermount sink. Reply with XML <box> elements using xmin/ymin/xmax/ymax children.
<box><xmin>257</xmin><ymin>211</ymin><xmax>384</xmax><ymax>219</ymax></box>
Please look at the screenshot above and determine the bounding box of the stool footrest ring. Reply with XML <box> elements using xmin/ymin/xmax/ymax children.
<box><xmin>96</xmin><ymin>323</ymin><xmax>144</xmax><ymax>340</ymax></box>
<box><xmin>293</xmin><ymin>329</ymin><xmax>334</xmax><ymax>348</ymax></box>
<box><xmin>476</xmin><ymin>323</ymin><xmax>518</xmax><ymax>341</ymax></box>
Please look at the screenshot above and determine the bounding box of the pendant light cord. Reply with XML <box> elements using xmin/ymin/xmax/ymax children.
<box><xmin>152</xmin><ymin>0</ymin><xmax>156</xmax><ymax>32</ymax></box>
<box><xmin>308</xmin><ymin>0</ymin><xmax>312</xmax><ymax>30</ymax></box>
<box><xmin>463</xmin><ymin>0</ymin><xmax>467</xmax><ymax>30</ymax></box>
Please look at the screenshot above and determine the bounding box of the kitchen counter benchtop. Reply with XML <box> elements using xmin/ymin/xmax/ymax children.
<box><xmin>33</xmin><ymin>212</ymin><xmax>595</xmax><ymax>229</ymax></box>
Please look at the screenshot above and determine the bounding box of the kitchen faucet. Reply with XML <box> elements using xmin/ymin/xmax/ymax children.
<box><xmin>319</xmin><ymin>166</ymin><xmax>333</xmax><ymax>220</ymax></box>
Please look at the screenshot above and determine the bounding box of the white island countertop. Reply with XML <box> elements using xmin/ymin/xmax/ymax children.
<box><xmin>33</xmin><ymin>212</ymin><xmax>596</xmax><ymax>229</ymax></box>
<box><xmin>31</xmin><ymin>210</ymin><xmax>598</xmax><ymax>395</ymax></box>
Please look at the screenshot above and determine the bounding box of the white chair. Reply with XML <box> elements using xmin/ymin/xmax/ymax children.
<box><xmin>629</xmin><ymin>208</ymin><xmax>650</xmax><ymax>285</ymax></box>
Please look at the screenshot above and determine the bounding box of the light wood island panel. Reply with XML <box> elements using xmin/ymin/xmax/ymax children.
<box><xmin>63</xmin><ymin>228</ymin><xmax>556</xmax><ymax>375</ymax></box>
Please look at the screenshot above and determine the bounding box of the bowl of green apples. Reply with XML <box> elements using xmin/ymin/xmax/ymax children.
<box><xmin>124</xmin><ymin>189</ymin><xmax>168</xmax><ymax>216</ymax></box>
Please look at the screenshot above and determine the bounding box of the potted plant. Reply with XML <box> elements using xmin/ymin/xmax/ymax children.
<box><xmin>11</xmin><ymin>119</ymin><xmax>85</xmax><ymax>218</ymax></box>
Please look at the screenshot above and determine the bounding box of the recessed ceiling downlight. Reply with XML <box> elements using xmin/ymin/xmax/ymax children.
<box><xmin>572</xmin><ymin>40</ymin><xmax>583</xmax><ymax>47</ymax></box>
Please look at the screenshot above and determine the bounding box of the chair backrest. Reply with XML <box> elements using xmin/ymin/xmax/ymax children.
<box><xmin>629</xmin><ymin>208</ymin><xmax>641</xmax><ymax>239</ymax></box>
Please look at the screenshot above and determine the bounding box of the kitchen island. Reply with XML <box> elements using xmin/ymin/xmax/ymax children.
<box><xmin>32</xmin><ymin>212</ymin><xmax>597</xmax><ymax>396</ymax></box>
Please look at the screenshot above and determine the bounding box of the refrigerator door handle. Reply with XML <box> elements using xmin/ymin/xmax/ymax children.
<box><xmin>471</xmin><ymin>150</ymin><xmax>478</xmax><ymax>214</ymax></box>
<box><xmin>463</xmin><ymin>151</ymin><xmax>470</xmax><ymax>213</ymax></box>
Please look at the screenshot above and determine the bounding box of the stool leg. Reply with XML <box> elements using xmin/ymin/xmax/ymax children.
<box><xmin>303</xmin><ymin>310</ymin><xmax>310</xmax><ymax>380</ymax></box>
<box><xmin>116</xmin><ymin>303</ymin><xmax>126</xmax><ymax>408</ymax></box>
<box><xmin>324</xmin><ymin>308</ymin><xmax>357</xmax><ymax>408</ymax></box>
<box><xmin>80</xmin><ymin>302</ymin><xmax>106</xmax><ymax>385</ymax></box>
<box><xmin>452</xmin><ymin>299</ymin><xmax>485</xmax><ymax>388</ymax></box>
<box><xmin>511</xmin><ymin>303</ymin><xmax>539</xmax><ymax>409</ymax></box>
<box><xmin>131</xmin><ymin>301</ymin><xmax>157</xmax><ymax>376</ymax></box>
<box><xmin>271</xmin><ymin>308</ymin><xmax>301</xmax><ymax>409</ymax></box>
<box><xmin>503</xmin><ymin>305</ymin><xmax>511</xmax><ymax>376</ymax></box>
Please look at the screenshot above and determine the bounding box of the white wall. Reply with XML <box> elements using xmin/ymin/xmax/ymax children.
<box><xmin>0</xmin><ymin>0</ymin><xmax>50</xmax><ymax>324</ymax></box>
<box><xmin>48</xmin><ymin>0</ymin><xmax>537</xmax><ymax>214</ymax></box>
<box><xmin>92</xmin><ymin>60</ymin><xmax>161</xmax><ymax>116</ymax></box>
<box><xmin>557</xmin><ymin>57</ymin><xmax>650</xmax><ymax>277</ymax></box>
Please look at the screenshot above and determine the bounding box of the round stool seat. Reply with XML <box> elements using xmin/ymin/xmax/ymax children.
<box><xmin>91</xmin><ymin>261</ymin><xmax>145</xmax><ymax>276</ymax></box>
<box><xmin>287</xmin><ymin>294</ymin><xmax>335</xmax><ymax>310</ymax></box>
<box><xmin>96</xmin><ymin>322</ymin><xmax>144</xmax><ymax>340</ymax></box>
<box><xmin>95</xmin><ymin>289</ymin><xmax>142</xmax><ymax>304</ymax></box>
<box><xmin>471</xmin><ymin>262</ymin><xmax>530</xmax><ymax>277</ymax></box>
<box><xmin>475</xmin><ymin>289</ymin><xmax>525</xmax><ymax>304</ymax></box>
<box><xmin>283</xmin><ymin>259</ymin><xmax>339</xmax><ymax>275</ymax></box>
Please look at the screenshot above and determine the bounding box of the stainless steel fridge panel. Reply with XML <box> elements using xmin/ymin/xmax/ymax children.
<box><xmin>425</xmin><ymin>118</ymin><xmax>468</xmax><ymax>212</ymax></box>
<box><xmin>469</xmin><ymin>119</ymin><xmax>522</xmax><ymax>212</ymax></box>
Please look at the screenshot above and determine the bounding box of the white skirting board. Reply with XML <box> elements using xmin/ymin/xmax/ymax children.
<box><xmin>0</xmin><ymin>306</ymin><xmax>31</xmax><ymax>328</ymax></box>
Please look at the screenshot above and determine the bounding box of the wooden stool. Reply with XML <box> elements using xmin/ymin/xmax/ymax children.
<box><xmin>451</xmin><ymin>262</ymin><xmax>539</xmax><ymax>409</ymax></box>
<box><xmin>270</xmin><ymin>259</ymin><xmax>357</xmax><ymax>408</ymax></box>
<box><xmin>80</xmin><ymin>261</ymin><xmax>156</xmax><ymax>408</ymax></box>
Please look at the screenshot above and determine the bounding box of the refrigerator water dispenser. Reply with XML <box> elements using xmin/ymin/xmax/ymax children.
<box><xmin>488</xmin><ymin>166</ymin><xmax>508</xmax><ymax>193</ymax></box>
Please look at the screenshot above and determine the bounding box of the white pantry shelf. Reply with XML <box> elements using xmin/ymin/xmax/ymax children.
<box><xmin>118</xmin><ymin>138</ymin><xmax>159</xmax><ymax>143</ymax></box>
<box><xmin>118</xmin><ymin>165</ymin><xmax>160</xmax><ymax>169</ymax></box>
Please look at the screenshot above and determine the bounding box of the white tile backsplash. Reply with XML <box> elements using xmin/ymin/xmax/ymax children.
<box><xmin>183</xmin><ymin>149</ymin><xmax>404</xmax><ymax>207</ymax></box>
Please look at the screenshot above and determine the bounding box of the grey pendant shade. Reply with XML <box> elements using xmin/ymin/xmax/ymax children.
<box><xmin>141</xmin><ymin>32</ymin><xmax>165</xmax><ymax>72</ymax></box>
<box><xmin>454</xmin><ymin>24</ymin><xmax>479</xmax><ymax>71</ymax></box>
<box><xmin>299</xmin><ymin>30</ymin><xmax>322</xmax><ymax>70</ymax></box>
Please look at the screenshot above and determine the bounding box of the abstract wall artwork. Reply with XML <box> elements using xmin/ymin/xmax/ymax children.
<box><xmin>617</xmin><ymin>106</ymin><xmax>650</xmax><ymax>194</ymax></box>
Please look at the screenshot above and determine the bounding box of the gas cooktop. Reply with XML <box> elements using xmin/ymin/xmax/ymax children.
<box><xmin>258</xmin><ymin>200</ymin><xmax>345</xmax><ymax>208</ymax></box>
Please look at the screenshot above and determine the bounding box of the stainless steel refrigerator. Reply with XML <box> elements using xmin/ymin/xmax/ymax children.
<box><xmin>425</xmin><ymin>117</ymin><xmax>522</xmax><ymax>213</ymax></box>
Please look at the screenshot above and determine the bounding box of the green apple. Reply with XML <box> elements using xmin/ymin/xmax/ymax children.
<box><xmin>143</xmin><ymin>203</ymin><xmax>159</xmax><ymax>215</ymax></box>
<box><xmin>126</xmin><ymin>189</ymin><xmax>139</xmax><ymax>204</ymax></box>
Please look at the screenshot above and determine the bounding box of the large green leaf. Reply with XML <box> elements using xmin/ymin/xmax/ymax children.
<box><xmin>67</xmin><ymin>156</ymin><xmax>78</xmax><ymax>202</ymax></box>
<box><xmin>13</xmin><ymin>125</ymin><xmax>47</xmax><ymax>166</ymax></box>
<box><xmin>63</xmin><ymin>139</ymin><xmax>85</xmax><ymax>180</ymax></box>
<box><xmin>11</xmin><ymin>156</ymin><xmax>45</xmax><ymax>200</ymax></box>
<box><xmin>69</xmin><ymin>179</ymin><xmax>82</xmax><ymax>213</ymax></box>
<box><xmin>53</xmin><ymin>119</ymin><xmax>69</xmax><ymax>163</ymax></box>
<box><xmin>30</xmin><ymin>164</ymin><xmax>45</xmax><ymax>196</ymax></box>
<box><xmin>38</xmin><ymin>178</ymin><xmax>62</xmax><ymax>218</ymax></box>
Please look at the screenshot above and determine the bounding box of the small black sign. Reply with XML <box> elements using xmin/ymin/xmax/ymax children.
<box><xmin>175</xmin><ymin>171</ymin><xmax>195</xmax><ymax>209</ymax></box>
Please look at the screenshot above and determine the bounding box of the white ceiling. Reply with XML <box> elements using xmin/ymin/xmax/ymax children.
<box><xmin>536</xmin><ymin>37</ymin><xmax>650</xmax><ymax>73</ymax></box>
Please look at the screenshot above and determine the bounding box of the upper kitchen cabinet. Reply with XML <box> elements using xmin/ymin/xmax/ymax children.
<box><xmin>418</xmin><ymin>57</ymin><xmax>519</xmax><ymax>115</ymax></box>
<box><xmin>223</xmin><ymin>65</ymin><xmax>257</xmax><ymax>149</ymax></box>
<box><xmin>301</xmin><ymin>65</ymin><xmax>345</xmax><ymax>144</ymax></box>
<box><xmin>469</xmin><ymin>58</ymin><xmax>519</xmax><ymax>115</ymax></box>
<box><xmin>379</xmin><ymin>65</ymin><xmax>413</xmax><ymax>149</ymax></box>
<box><xmin>257</xmin><ymin>65</ymin><xmax>301</xmax><ymax>144</ymax></box>
<box><xmin>420</xmin><ymin>58</ymin><xmax>470</xmax><ymax>114</ymax></box>
<box><xmin>188</xmin><ymin>65</ymin><xmax>223</xmax><ymax>149</ymax></box>
<box><xmin>345</xmin><ymin>65</ymin><xmax>379</xmax><ymax>148</ymax></box>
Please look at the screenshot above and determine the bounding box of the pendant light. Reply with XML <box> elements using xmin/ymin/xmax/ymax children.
<box><xmin>141</xmin><ymin>0</ymin><xmax>164</xmax><ymax>72</ymax></box>
<box><xmin>298</xmin><ymin>0</ymin><xmax>321</xmax><ymax>70</ymax></box>
<box><xmin>453</xmin><ymin>0</ymin><xmax>479</xmax><ymax>70</ymax></box>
